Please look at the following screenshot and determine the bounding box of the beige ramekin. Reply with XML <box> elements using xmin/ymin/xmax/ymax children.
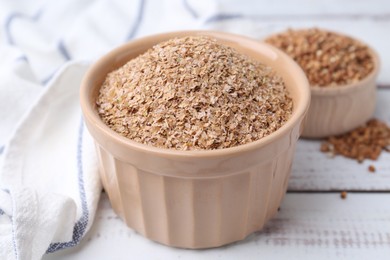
<box><xmin>264</xmin><ymin>29</ymin><xmax>380</xmax><ymax>138</ymax></box>
<box><xmin>302</xmin><ymin>47</ymin><xmax>380</xmax><ymax>138</ymax></box>
<box><xmin>80</xmin><ymin>31</ymin><xmax>310</xmax><ymax>249</ymax></box>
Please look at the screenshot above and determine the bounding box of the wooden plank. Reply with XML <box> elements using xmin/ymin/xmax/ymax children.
<box><xmin>289</xmin><ymin>89</ymin><xmax>390</xmax><ymax>191</ymax></box>
<box><xmin>43</xmin><ymin>192</ymin><xmax>390</xmax><ymax>260</ymax></box>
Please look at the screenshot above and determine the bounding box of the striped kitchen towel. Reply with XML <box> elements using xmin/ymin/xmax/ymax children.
<box><xmin>0</xmin><ymin>62</ymin><xmax>101</xmax><ymax>260</ymax></box>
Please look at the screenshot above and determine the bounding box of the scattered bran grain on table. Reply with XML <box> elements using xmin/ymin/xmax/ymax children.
<box><xmin>97</xmin><ymin>36</ymin><xmax>293</xmax><ymax>150</ymax></box>
<box><xmin>368</xmin><ymin>165</ymin><xmax>376</xmax><ymax>173</ymax></box>
<box><xmin>266</xmin><ymin>28</ymin><xmax>375</xmax><ymax>87</ymax></box>
<box><xmin>320</xmin><ymin>119</ymin><xmax>390</xmax><ymax>163</ymax></box>
<box><xmin>340</xmin><ymin>191</ymin><xmax>348</xmax><ymax>200</ymax></box>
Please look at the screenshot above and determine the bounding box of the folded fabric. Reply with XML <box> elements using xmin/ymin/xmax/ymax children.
<box><xmin>0</xmin><ymin>62</ymin><xmax>101</xmax><ymax>260</ymax></box>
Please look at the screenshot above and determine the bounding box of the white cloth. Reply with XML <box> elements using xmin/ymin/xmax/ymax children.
<box><xmin>0</xmin><ymin>62</ymin><xmax>100</xmax><ymax>260</ymax></box>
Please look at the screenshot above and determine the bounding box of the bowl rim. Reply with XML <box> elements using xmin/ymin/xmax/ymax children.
<box><xmin>264</xmin><ymin>28</ymin><xmax>381</xmax><ymax>96</ymax></box>
<box><xmin>80</xmin><ymin>30</ymin><xmax>311</xmax><ymax>158</ymax></box>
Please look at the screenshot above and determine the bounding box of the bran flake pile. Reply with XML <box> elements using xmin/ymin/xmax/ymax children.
<box><xmin>97</xmin><ymin>36</ymin><xmax>292</xmax><ymax>150</ymax></box>
<box><xmin>266</xmin><ymin>28</ymin><xmax>375</xmax><ymax>87</ymax></box>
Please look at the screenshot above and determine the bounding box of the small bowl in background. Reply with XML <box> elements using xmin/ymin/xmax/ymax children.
<box><xmin>265</xmin><ymin>29</ymin><xmax>380</xmax><ymax>138</ymax></box>
<box><xmin>80</xmin><ymin>31</ymin><xmax>310</xmax><ymax>248</ymax></box>
<box><xmin>303</xmin><ymin>52</ymin><xmax>379</xmax><ymax>138</ymax></box>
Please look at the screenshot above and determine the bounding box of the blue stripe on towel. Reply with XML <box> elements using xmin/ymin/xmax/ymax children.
<box><xmin>0</xmin><ymin>188</ymin><xmax>7</xmax><ymax>216</ymax></box>
<box><xmin>182</xmin><ymin>0</ymin><xmax>198</xmax><ymax>18</ymax></box>
<box><xmin>204</xmin><ymin>13</ymin><xmax>243</xmax><ymax>24</ymax></box>
<box><xmin>58</xmin><ymin>40</ymin><xmax>71</xmax><ymax>61</ymax></box>
<box><xmin>4</xmin><ymin>9</ymin><xmax>43</xmax><ymax>45</ymax></box>
<box><xmin>126</xmin><ymin>0</ymin><xmax>146</xmax><ymax>40</ymax></box>
<box><xmin>15</xmin><ymin>55</ymin><xmax>28</xmax><ymax>63</ymax></box>
<box><xmin>47</xmin><ymin>117</ymin><xmax>89</xmax><ymax>253</ymax></box>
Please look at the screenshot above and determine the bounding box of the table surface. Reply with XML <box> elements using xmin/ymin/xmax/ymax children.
<box><xmin>44</xmin><ymin>1</ymin><xmax>390</xmax><ymax>259</ymax></box>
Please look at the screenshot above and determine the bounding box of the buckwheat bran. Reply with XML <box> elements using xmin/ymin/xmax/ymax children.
<box><xmin>266</xmin><ymin>28</ymin><xmax>374</xmax><ymax>87</ymax></box>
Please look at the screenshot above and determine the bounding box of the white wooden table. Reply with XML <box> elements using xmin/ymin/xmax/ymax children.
<box><xmin>44</xmin><ymin>1</ymin><xmax>390</xmax><ymax>259</ymax></box>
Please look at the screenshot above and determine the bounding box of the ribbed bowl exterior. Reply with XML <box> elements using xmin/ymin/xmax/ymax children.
<box><xmin>92</xmin><ymin>121</ymin><xmax>301</xmax><ymax>248</ymax></box>
<box><xmin>302</xmin><ymin>75</ymin><xmax>377</xmax><ymax>138</ymax></box>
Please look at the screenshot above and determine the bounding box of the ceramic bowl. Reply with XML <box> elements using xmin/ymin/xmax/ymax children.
<box><xmin>80</xmin><ymin>31</ymin><xmax>310</xmax><ymax>248</ymax></box>
<box><xmin>265</xmin><ymin>30</ymin><xmax>380</xmax><ymax>138</ymax></box>
<box><xmin>302</xmin><ymin>46</ymin><xmax>380</xmax><ymax>138</ymax></box>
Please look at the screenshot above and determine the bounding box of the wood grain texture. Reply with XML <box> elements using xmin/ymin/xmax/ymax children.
<box><xmin>289</xmin><ymin>89</ymin><xmax>390</xmax><ymax>191</ymax></box>
<box><xmin>43</xmin><ymin>193</ymin><xmax>390</xmax><ymax>260</ymax></box>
